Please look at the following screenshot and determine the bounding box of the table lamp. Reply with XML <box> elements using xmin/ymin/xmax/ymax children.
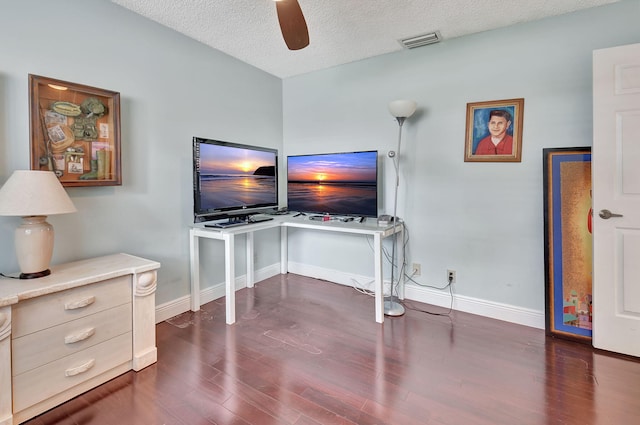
<box><xmin>0</xmin><ymin>170</ymin><xmax>77</xmax><ymax>279</ymax></box>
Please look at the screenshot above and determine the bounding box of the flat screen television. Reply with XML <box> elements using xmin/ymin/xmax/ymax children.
<box><xmin>193</xmin><ymin>137</ymin><xmax>278</xmax><ymax>223</ymax></box>
<box><xmin>287</xmin><ymin>150</ymin><xmax>378</xmax><ymax>217</ymax></box>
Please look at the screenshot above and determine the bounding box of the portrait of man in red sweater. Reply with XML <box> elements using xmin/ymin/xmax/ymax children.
<box><xmin>474</xmin><ymin>109</ymin><xmax>513</xmax><ymax>155</ymax></box>
<box><xmin>464</xmin><ymin>98</ymin><xmax>523</xmax><ymax>163</ymax></box>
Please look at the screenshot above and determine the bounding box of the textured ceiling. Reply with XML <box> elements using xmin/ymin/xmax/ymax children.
<box><xmin>111</xmin><ymin>0</ymin><xmax>618</xmax><ymax>78</ymax></box>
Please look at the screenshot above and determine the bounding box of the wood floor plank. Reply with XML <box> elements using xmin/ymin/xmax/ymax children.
<box><xmin>21</xmin><ymin>272</ymin><xmax>640</xmax><ymax>425</ymax></box>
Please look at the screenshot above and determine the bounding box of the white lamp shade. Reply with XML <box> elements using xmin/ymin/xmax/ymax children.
<box><xmin>0</xmin><ymin>170</ymin><xmax>76</xmax><ymax>278</ymax></box>
<box><xmin>388</xmin><ymin>100</ymin><xmax>417</xmax><ymax>118</ymax></box>
<box><xmin>0</xmin><ymin>170</ymin><xmax>76</xmax><ymax>216</ymax></box>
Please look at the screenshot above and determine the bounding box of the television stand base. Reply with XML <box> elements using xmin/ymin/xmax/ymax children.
<box><xmin>204</xmin><ymin>214</ymin><xmax>274</xmax><ymax>228</ymax></box>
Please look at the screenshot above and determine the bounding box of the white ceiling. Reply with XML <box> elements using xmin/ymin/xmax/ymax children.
<box><xmin>111</xmin><ymin>0</ymin><xmax>618</xmax><ymax>78</ymax></box>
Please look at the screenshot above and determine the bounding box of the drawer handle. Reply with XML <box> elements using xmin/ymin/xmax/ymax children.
<box><xmin>65</xmin><ymin>358</ymin><xmax>95</xmax><ymax>377</ymax></box>
<box><xmin>64</xmin><ymin>296</ymin><xmax>96</xmax><ymax>310</ymax></box>
<box><xmin>64</xmin><ymin>327</ymin><xmax>96</xmax><ymax>344</ymax></box>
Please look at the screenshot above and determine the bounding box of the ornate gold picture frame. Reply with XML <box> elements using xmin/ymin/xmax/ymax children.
<box><xmin>464</xmin><ymin>98</ymin><xmax>524</xmax><ymax>163</ymax></box>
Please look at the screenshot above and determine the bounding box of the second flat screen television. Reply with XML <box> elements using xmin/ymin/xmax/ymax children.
<box><xmin>287</xmin><ymin>150</ymin><xmax>378</xmax><ymax>217</ymax></box>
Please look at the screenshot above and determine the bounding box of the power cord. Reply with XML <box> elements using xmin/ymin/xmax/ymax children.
<box><xmin>352</xmin><ymin>222</ymin><xmax>455</xmax><ymax>317</ymax></box>
<box><xmin>393</xmin><ymin>222</ymin><xmax>455</xmax><ymax>316</ymax></box>
<box><xmin>403</xmin><ymin>274</ymin><xmax>454</xmax><ymax>317</ymax></box>
<box><xmin>0</xmin><ymin>272</ymin><xmax>20</xmax><ymax>279</ymax></box>
<box><xmin>350</xmin><ymin>277</ymin><xmax>375</xmax><ymax>297</ymax></box>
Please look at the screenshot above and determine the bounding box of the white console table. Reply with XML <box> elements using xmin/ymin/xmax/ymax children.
<box><xmin>0</xmin><ymin>253</ymin><xmax>160</xmax><ymax>425</ymax></box>
<box><xmin>189</xmin><ymin>216</ymin><xmax>403</xmax><ymax>325</ymax></box>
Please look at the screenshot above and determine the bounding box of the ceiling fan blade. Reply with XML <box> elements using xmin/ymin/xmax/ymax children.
<box><xmin>275</xmin><ymin>0</ymin><xmax>309</xmax><ymax>50</ymax></box>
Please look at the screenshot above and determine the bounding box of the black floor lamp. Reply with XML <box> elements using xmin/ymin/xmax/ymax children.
<box><xmin>384</xmin><ymin>99</ymin><xmax>417</xmax><ymax>317</ymax></box>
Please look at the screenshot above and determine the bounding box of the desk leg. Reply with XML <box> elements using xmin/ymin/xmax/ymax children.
<box><xmin>280</xmin><ymin>226</ymin><xmax>288</xmax><ymax>274</ymax></box>
<box><xmin>225</xmin><ymin>233</ymin><xmax>236</xmax><ymax>325</ymax></box>
<box><xmin>246</xmin><ymin>232</ymin><xmax>255</xmax><ymax>288</ymax></box>
<box><xmin>374</xmin><ymin>232</ymin><xmax>384</xmax><ymax>323</ymax></box>
<box><xmin>189</xmin><ymin>228</ymin><xmax>200</xmax><ymax>311</ymax></box>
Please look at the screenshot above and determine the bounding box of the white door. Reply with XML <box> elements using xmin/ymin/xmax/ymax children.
<box><xmin>592</xmin><ymin>43</ymin><xmax>640</xmax><ymax>357</ymax></box>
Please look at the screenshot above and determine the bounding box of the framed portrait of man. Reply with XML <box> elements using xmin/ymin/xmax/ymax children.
<box><xmin>464</xmin><ymin>98</ymin><xmax>524</xmax><ymax>162</ymax></box>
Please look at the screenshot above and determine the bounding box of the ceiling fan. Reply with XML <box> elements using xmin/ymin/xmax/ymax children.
<box><xmin>274</xmin><ymin>0</ymin><xmax>309</xmax><ymax>50</ymax></box>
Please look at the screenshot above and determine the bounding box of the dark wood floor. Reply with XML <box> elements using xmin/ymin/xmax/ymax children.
<box><xmin>24</xmin><ymin>273</ymin><xmax>640</xmax><ymax>424</ymax></box>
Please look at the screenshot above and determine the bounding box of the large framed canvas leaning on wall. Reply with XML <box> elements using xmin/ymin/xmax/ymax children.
<box><xmin>543</xmin><ymin>147</ymin><xmax>592</xmax><ymax>342</ymax></box>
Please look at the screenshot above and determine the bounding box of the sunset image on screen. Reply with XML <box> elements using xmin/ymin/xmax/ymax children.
<box><xmin>198</xmin><ymin>143</ymin><xmax>277</xmax><ymax>211</ymax></box>
<box><xmin>200</xmin><ymin>144</ymin><xmax>274</xmax><ymax>176</ymax></box>
<box><xmin>287</xmin><ymin>151</ymin><xmax>378</xmax><ymax>216</ymax></box>
<box><xmin>287</xmin><ymin>152</ymin><xmax>377</xmax><ymax>183</ymax></box>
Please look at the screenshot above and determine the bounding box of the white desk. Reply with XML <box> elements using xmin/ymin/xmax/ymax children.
<box><xmin>189</xmin><ymin>216</ymin><xmax>403</xmax><ymax>325</ymax></box>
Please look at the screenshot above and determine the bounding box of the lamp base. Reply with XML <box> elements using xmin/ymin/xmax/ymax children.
<box><xmin>19</xmin><ymin>269</ymin><xmax>51</xmax><ymax>279</ymax></box>
<box><xmin>15</xmin><ymin>215</ymin><xmax>55</xmax><ymax>280</ymax></box>
<box><xmin>384</xmin><ymin>299</ymin><xmax>406</xmax><ymax>317</ymax></box>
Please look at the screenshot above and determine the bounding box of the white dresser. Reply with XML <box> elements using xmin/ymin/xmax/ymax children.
<box><xmin>0</xmin><ymin>253</ymin><xmax>160</xmax><ymax>425</ymax></box>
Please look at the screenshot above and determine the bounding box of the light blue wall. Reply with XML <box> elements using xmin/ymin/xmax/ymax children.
<box><xmin>282</xmin><ymin>0</ymin><xmax>640</xmax><ymax>311</ymax></box>
<box><xmin>1</xmin><ymin>0</ymin><xmax>638</xmax><ymax>317</ymax></box>
<box><xmin>0</xmin><ymin>0</ymin><xmax>283</xmax><ymax>305</ymax></box>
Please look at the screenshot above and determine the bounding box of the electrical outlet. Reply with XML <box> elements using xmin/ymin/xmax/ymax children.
<box><xmin>447</xmin><ymin>269</ymin><xmax>456</xmax><ymax>284</ymax></box>
<box><xmin>412</xmin><ymin>263</ymin><xmax>421</xmax><ymax>276</ymax></box>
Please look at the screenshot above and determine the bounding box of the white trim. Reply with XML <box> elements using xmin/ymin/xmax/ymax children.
<box><xmin>155</xmin><ymin>264</ymin><xmax>280</xmax><ymax>323</ymax></box>
<box><xmin>156</xmin><ymin>263</ymin><xmax>545</xmax><ymax>330</ymax></box>
<box><xmin>155</xmin><ymin>294</ymin><xmax>207</xmax><ymax>324</ymax></box>
<box><xmin>404</xmin><ymin>283</ymin><xmax>545</xmax><ymax>329</ymax></box>
<box><xmin>287</xmin><ymin>261</ymin><xmax>392</xmax><ymax>295</ymax></box>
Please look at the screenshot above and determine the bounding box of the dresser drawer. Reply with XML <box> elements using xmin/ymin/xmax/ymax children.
<box><xmin>12</xmin><ymin>303</ymin><xmax>132</xmax><ymax>376</ymax></box>
<box><xmin>12</xmin><ymin>275</ymin><xmax>131</xmax><ymax>338</ymax></box>
<box><xmin>12</xmin><ymin>332</ymin><xmax>132</xmax><ymax>412</ymax></box>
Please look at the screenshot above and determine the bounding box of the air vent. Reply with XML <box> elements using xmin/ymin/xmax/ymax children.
<box><xmin>400</xmin><ymin>32</ymin><xmax>441</xmax><ymax>49</ymax></box>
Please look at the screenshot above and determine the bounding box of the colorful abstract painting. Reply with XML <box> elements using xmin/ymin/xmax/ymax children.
<box><xmin>543</xmin><ymin>147</ymin><xmax>592</xmax><ymax>342</ymax></box>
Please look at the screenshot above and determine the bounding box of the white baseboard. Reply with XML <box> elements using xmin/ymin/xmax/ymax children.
<box><xmin>154</xmin><ymin>263</ymin><xmax>280</xmax><ymax>323</ymax></box>
<box><xmin>287</xmin><ymin>261</ymin><xmax>393</xmax><ymax>295</ymax></box>
<box><xmin>156</xmin><ymin>262</ymin><xmax>545</xmax><ymax>330</ymax></box>
<box><xmin>404</xmin><ymin>284</ymin><xmax>545</xmax><ymax>329</ymax></box>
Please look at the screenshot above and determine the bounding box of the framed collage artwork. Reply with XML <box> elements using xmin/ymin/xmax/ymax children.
<box><xmin>29</xmin><ymin>74</ymin><xmax>121</xmax><ymax>187</ymax></box>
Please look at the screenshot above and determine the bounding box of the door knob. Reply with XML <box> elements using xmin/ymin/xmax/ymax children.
<box><xmin>599</xmin><ymin>209</ymin><xmax>623</xmax><ymax>219</ymax></box>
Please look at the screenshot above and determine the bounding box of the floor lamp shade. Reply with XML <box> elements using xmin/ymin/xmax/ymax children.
<box><xmin>0</xmin><ymin>170</ymin><xmax>77</xmax><ymax>278</ymax></box>
<box><xmin>388</xmin><ymin>100</ymin><xmax>417</xmax><ymax>119</ymax></box>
